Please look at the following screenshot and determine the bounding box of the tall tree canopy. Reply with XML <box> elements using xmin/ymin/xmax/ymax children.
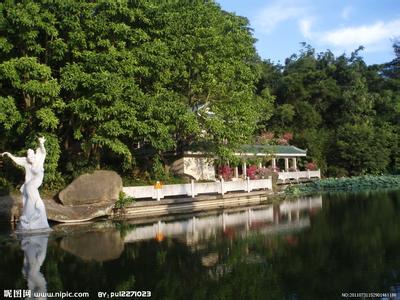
<box><xmin>259</xmin><ymin>43</ymin><xmax>400</xmax><ymax>176</ymax></box>
<box><xmin>0</xmin><ymin>1</ymin><xmax>399</xmax><ymax>190</ymax></box>
<box><xmin>0</xmin><ymin>0</ymin><xmax>272</xmax><ymax>187</ymax></box>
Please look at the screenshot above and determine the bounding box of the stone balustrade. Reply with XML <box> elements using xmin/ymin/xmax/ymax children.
<box><xmin>123</xmin><ymin>178</ymin><xmax>273</xmax><ymax>201</ymax></box>
<box><xmin>278</xmin><ymin>170</ymin><xmax>321</xmax><ymax>183</ymax></box>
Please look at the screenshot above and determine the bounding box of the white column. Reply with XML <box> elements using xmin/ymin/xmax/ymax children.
<box><xmin>284</xmin><ymin>158</ymin><xmax>289</xmax><ymax>171</ymax></box>
<box><xmin>234</xmin><ymin>166</ymin><xmax>239</xmax><ymax>178</ymax></box>
<box><xmin>272</xmin><ymin>158</ymin><xmax>276</xmax><ymax>170</ymax></box>
<box><xmin>258</xmin><ymin>162</ymin><xmax>262</xmax><ymax>168</ymax></box>
<box><xmin>191</xmin><ymin>179</ymin><xmax>195</xmax><ymax>198</ymax></box>
<box><xmin>292</xmin><ymin>158</ymin><xmax>297</xmax><ymax>171</ymax></box>
<box><xmin>242</xmin><ymin>162</ymin><xmax>247</xmax><ymax>178</ymax></box>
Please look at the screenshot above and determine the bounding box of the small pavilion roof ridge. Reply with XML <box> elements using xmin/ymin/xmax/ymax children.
<box><xmin>240</xmin><ymin>144</ymin><xmax>307</xmax><ymax>156</ymax></box>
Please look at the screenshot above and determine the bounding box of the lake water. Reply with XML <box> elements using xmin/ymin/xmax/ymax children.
<box><xmin>0</xmin><ymin>190</ymin><xmax>400</xmax><ymax>299</ymax></box>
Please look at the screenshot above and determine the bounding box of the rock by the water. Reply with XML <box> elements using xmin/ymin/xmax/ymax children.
<box><xmin>59</xmin><ymin>170</ymin><xmax>122</xmax><ymax>206</ymax></box>
<box><xmin>0</xmin><ymin>194</ymin><xmax>22</xmax><ymax>223</ymax></box>
<box><xmin>44</xmin><ymin>198</ymin><xmax>115</xmax><ymax>223</ymax></box>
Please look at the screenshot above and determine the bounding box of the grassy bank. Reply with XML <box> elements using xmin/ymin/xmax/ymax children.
<box><xmin>285</xmin><ymin>175</ymin><xmax>400</xmax><ymax>195</ymax></box>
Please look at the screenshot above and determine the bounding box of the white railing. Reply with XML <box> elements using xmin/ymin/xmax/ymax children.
<box><xmin>123</xmin><ymin>178</ymin><xmax>272</xmax><ymax>201</ymax></box>
<box><xmin>278</xmin><ymin>170</ymin><xmax>321</xmax><ymax>183</ymax></box>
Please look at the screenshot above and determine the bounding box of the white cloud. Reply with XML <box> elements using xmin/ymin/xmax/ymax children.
<box><xmin>254</xmin><ymin>0</ymin><xmax>309</xmax><ymax>33</ymax></box>
<box><xmin>299</xmin><ymin>18</ymin><xmax>314</xmax><ymax>39</ymax></box>
<box><xmin>296</xmin><ymin>16</ymin><xmax>400</xmax><ymax>54</ymax></box>
<box><xmin>319</xmin><ymin>19</ymin><xmax>400</xmax><ymax>51</ymax></box>
<box><xmin>340</xmin><ymin>6</ymin><xmax>352</xmax><ymax>20</ymax></box>
<box><xmin>253</xmin><ymin>1</ymin><xmax>399</xmax><ymax>58</ymax></box>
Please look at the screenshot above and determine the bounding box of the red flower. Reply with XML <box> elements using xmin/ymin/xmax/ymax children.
<box><xmin>246</xmin><ymin>165</ymin><xmax>258</xmax><ymax>179</ymax></box>
<box><xmin>218</xmin><ymin>165</ymin><xmax>233</xmax><ymax>180</ymax></box>
<box><xmin>283</xmin><ymin>132</ymin><xmax>293</xmax><ymax>141</ymax></box>
<box><xmin>306</xmin><ymin>162</ymin><xmax>317</xmax><ymax>170</ymax></box>
<box><xmin>277</xmin><ymin>138</ymin><xmax>288</xmax><ymax>145</ymax></box>
<box><xmin>257</xmin><ymin>131</ymin><xmax>275</xmax><ymax>143</ymax></box>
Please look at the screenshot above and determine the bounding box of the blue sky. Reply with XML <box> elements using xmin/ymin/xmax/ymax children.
<box><xmin>216</xmin><ymin>0</ymin><xmax>400</xmax><ymax>65</ymax></box>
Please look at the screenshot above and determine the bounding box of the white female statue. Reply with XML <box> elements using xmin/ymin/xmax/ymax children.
<box><xmin>2</xmin><ymin>137</ymin><xmax>50</xmax><ymax>231</ymax></box>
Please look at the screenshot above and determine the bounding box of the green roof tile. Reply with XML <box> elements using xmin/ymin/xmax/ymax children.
<box><xmin>240</xmin><ymin>144</ymin><xmax>307</xmax><ymax>155</ymax></box>
<box><xmin>185</xmin><ymin>143</ymin><xmax>307</xmax><ymax>156</ymax></box>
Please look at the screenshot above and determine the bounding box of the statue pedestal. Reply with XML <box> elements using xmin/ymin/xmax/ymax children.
<box><xmin>15</xmin><ymin>227</ymin><xmax>53</xmax><ymax>236</ymax></box>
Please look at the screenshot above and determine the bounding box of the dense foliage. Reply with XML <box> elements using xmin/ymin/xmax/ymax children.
<box><xmin>285</xmin><ymin>175</ymin><xmax>400</xmax><ymax>195</ymax></box>
<box><xmin>0</xmin><ymin>0</ymin><xmax>271</xmax><ymax>189</ymax></box>
<box><xmin>259</xmin><ymin>43</ymin><xmax>400</xmax><ymax>177</ymax></box>
<box><xmin>0</xmin><ymin>1</ymin><xmax>399</xmax><ymax>191</ymax></box>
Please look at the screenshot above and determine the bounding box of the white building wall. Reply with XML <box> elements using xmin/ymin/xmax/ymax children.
<box><xmin>183</xmin><ymin>157</ymin><xmax>216</xmax><ymax>181</ymax></box>
<box><xmin>170</xmin><ymin>156</ymin><xmax>216</xmax><ymax>181</ymax></box>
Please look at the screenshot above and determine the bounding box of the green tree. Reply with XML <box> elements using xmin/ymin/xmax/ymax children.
<box><xmin>260</xmin><ymin>43</ymin><xmax>400</xmax><ymax>176</ymax></box>
<box><xmin>0</xmin><ymin>0</ymin><xmax>270</xmax><ymax>187</ymax></box>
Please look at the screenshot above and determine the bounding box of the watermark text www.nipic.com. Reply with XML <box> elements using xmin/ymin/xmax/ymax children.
<box><xmin>342</xmin><ymin>292</ymin><xmax>397</xmax><ymax>298</ymax></box>
<box><xmin>3</xmin><ymin>290</ymin><xmax>90</xmax><ymax>299</ymax></box>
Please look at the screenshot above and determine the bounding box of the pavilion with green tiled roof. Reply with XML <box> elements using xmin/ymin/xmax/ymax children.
<box><xmin>234</xmin><ymin>144</ymin><xmax>307</xmax><ymax>176</ymax></box>
<box><xmin>178</xmin><ymin>143</ymin><xmax>308</xmax><ymax>180</ymax></box>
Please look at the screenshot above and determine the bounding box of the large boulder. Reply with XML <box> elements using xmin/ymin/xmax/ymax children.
<box><xmin>44</xmin><ymin>198</ymin><xmax>115</xmax><ymax>222</ymax></box>
<box><xmin>59</xmin><ymin>170</ymin><xmax>122</xmax><ymax>206</ymax></box>
<box><xmin>0</xmin><ymin>194</ymin><xmax>22</xmax><ymax>223</ymax></box>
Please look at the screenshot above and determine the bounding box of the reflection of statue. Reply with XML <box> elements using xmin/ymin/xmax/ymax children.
<box><xmin>2</xmin><ymin>137</ymin><xmax>50</xmax><ymax>230</ymax></box>
<box><xmin>21</xmin><ymin>234</ymin><xmax>49</xmax><ymax>299</ymax></box>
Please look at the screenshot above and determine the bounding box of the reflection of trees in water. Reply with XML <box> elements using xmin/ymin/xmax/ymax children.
<box><xmin>278</xmin><ymin>190</ymin><xmax>400</xmax><ymax>299</ymax></box>
<box><xmin>0</xmin><ymin>240</ymin><xmax>25</xmax><ymax>290</ymax></box>
<box><xmin>1</xmin><ymin>191</ymin><xmax>400</xmax><ymax>299</ymax></box>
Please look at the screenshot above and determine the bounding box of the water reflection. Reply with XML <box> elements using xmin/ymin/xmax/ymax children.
<box><xmin>51</xmin><ymin>196</ymin><xmax>322</xmax><ymax>254</ymax></box>
<box><xmin>4</xmin><ymin>191</ymin><xmax>400</xmax><ymax>299</ymax></box>
<box><xmin>20</xmin><ymin>233</ymin><xmax>49</xmax><ymax>299</ymax></box>
<box><xmin>60</xmin><ymin>228</ymin><xmax>124</xmax><ymax>262</ymax></box>
<box><xmin>51</xmin><ymin>196</ymin><xmax>322</xmax><ymax>263</ymax></box>
<box><xmin>123</xmin><ymin>195</ymin><xmax>322</xmax><ymax>245</ymax></box>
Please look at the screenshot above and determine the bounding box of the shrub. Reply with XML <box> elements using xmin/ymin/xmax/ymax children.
<box><xmin>277</xmin><ymin>138</ymin><xmax>288</xmax><ymax>145</ymax></box>
<box><xmin>306</xmin><ymin>162</ymin><xmax>318</xmax><ymax>171</ymax></box>
<box><xmin>0</xmin><ymin>177</ymin><xmax>12</xmax><ymax>196</ymax></box>
<box><xmin>257</xmin><ymin>131</ymin><xmax>275</xmax><ymax>143</ymax></box>
<box><xmin>327</xmin><ymin>166</ymin><xmax>348</xmax><ymax>177</ymax></box>
<box><xmin>218</xmin><ymin>165</ymin><xmax>233</xmax><ymax>180</ymax></box>
<box><xmin>256</xmin><ymin>167</ymin><xmax>270</xmax><ymax>178</ymax></box>
<box><xmin>283</xmin><ymin>132</ymin><xmax>293</xmax><ymax>142</ymax></box>
<box><xmin>285</xmin><ymin>175</ymin><xmax>400</xmax><ymax>195</ymax></box>
<box><xmin>114</xmin><ymin>192</ymin><xmax>135</xmax><ymax>210</ymax></box>
<box><xmin>246</xmin><ymin>165</ymin><xmax>258</xmax><ymax>179</ymax></box>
